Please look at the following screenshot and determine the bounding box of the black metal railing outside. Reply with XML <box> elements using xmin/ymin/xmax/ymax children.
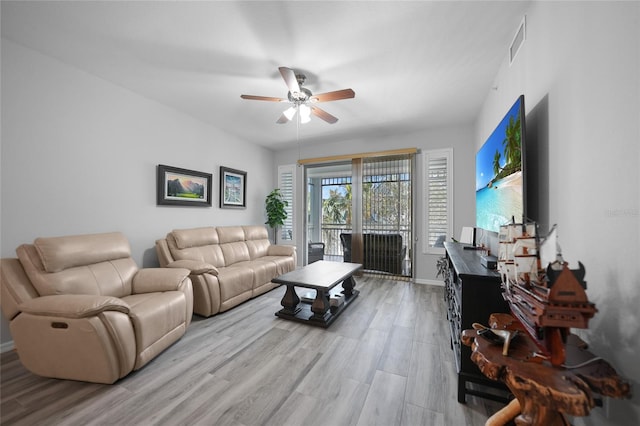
<box><xmin>317</xmin><ymin>223</ymin><xmax>411</xmax><ymax>258</ymax></box>
<box><xmin>320</xmin><ymin>224</ymin><xmax>352</xmax><ymax>256</ymax></box>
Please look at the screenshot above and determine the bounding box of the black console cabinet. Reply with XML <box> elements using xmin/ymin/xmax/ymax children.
<box><xmin>443</xmin><ymin>242</ymin><xmax>510</xmax><ymax>403</ymax></box>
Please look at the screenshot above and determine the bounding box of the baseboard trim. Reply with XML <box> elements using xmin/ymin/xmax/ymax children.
<box><xmin>1</xmin><ymin>340</ymin><xmax>15</xmax><ymax>353</ymax></box>
<box><xmin>414</xmin><ymin>278</ymin><xmax>444</xmax><ymax>287</ymax></box>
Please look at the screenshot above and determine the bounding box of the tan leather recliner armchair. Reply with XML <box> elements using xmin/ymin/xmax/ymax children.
<box><xmin>0</xmin><ymin>232</ymin><xmax>193</xmax><ymax>384</ymax></box>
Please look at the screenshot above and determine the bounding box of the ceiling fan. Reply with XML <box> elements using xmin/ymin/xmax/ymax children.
<box><xmin>241</xmin><ymin>67</ymin><xmax>355</xmax><ymax>124</ymax></box>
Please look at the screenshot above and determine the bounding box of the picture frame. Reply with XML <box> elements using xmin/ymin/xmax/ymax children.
<box><xmin>157</xmin><ymin>164</ymin><xmax>212</xmax><ymax>207</ymax></box>
<box><xmin>220</xmin><ymin>166</ymin><xmax>247</xmax><ymax>209</ymax></box>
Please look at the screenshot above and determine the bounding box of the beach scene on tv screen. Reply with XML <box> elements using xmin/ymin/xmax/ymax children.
<box><xmin>476</xmin><ymin>98</ymin><xmax>523</xmax><ymax>233</ymax></box>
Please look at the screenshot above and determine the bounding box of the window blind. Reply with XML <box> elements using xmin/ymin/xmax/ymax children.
<box><xmin>278</xmin><ymin>165</ymin><xmax>295</xmax><ymax>242</ymax></box>
<box><xmin>423</xmin><ymin>149</ymin><xmax>453</xmax><ymax>254</ymax></box>
<box><xmin>361</xmin><ymin>155</ymin><xmax>413</xmax><ymax>278</ymax></box>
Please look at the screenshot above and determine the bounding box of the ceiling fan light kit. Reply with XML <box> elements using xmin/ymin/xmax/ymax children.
<box><xmin>241</xmin><ymin>67</ymin><xmax>355</xmax><ymax>125</ymax></box>
<box><xmin>283</xmin><ymin>106</ymin><xmax>297</xmax><ymax>120</ymax></box>
<box><xmin>299</xmin><ymin>104</ymin><xmax>311</xmax><ymax>123</ymax></box>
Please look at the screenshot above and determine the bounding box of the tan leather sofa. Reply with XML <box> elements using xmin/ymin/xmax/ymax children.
<box><xmin>155</xmin><ymin>225</ymin><xmax>296</xmax><ymax>317</ymax></box>
<box><xmin>0</xmin><ymin>232</ymin><xmax>193</xmax><ymax>384</ymax></box>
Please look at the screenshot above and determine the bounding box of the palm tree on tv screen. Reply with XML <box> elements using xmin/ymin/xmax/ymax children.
<box><xmin>493</xmin><ymin>150</ymin><xmax>502</xmax><ymax>178</ymax></box>
<box><xmin>503</xmin><ymin>114</ymin><xmax>522</xmax><ymax>173</ymax></box>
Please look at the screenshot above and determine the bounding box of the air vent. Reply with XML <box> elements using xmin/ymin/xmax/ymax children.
<box><xmin>509</xmin><ymin>16</ymin><xmax>526</xmax><ymax>66</ymax></box>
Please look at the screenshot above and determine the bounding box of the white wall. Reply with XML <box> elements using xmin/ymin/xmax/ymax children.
<box><xmin>273</xmin><ymin>124</ymin><xmax>477</xmax><ymax>285</ymax></box>
<box><xmin>1</xmin><ymin>40</ymin><xmax>275</xmax><ymax>347</ymax></box>
<box><xmin>274</xmin><ymin>2</ymin><xmax>640</xmax><ymax>423</ymax></box>
<box><xmin>476</xmin><ymin>2</ymin><xmax>639</xmax><ymax>425</ymax></box>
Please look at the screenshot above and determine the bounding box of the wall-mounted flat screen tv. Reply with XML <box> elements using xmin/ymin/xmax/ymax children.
<box><xmin>476</xmin><ymin>95</ymin><xmax>526</xmax><ymax>233</ymax></box>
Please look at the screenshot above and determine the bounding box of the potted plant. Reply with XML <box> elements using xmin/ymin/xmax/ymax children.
<box><xmin>265</xmin><ymin>188</ymin><xmax>288</xmax><ymax>244</ymax></box>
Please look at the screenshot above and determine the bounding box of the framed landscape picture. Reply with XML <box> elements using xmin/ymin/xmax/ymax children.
<box><xmin>157</xmin><ymin>164</ymin><xmax>212</xmax><ymax>207</ymax></box>
<box><xmin>220</xmin><ymin>166</ymin><xmax>247</xmax><ymax>209</ymax></box>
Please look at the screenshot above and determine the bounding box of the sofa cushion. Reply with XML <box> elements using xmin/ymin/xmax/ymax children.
<box><xmin>167</xmin><ymin>231</ymin><xmax>226</xmax><ymax>268</ymax></box>
<box><xmin>216</xmin><ymin>226</ymin><xmax>246</xmax><ymax>244</ymax></box>
<box><xmin>243</xmin><ymin>225</ymin><xmax>272</xmax><ymax>259</ymax></box>
<box><xmin>34</xmin><ymin>232</ymin><xmax>131</xmax><ymax>273</ymax></box>
<box><xmin>169</xmin><ymin>243</ymin><xmax>226</xmax><ymax>268</ymax></box>
<box><xmin>217</xmin><ymin>227</ymin><xmax>251</xmax><ymax>265</ymax></box>
<box><xmin>220</xmin><ymin>242</ymin><xmax>251</xmax><ymax>266</ymax></box>
<box><xmin>242</xmin><ymin>225</ymin><xmax>269</xmax><ymax>241</ymax></box>
<box><xmin>261</xmin><ymin>254</ymin><xmax>296</xmax><ymax>276</ymax></box>
<box><xmin>245</xmin><ymin>238</ymin><xmax>271</xmax><ymax>259</ymax></box>
<box><xmin>17</xmin><ymin>244</ymin><xmax>138</xmax><ymax>298</ymax></box>
<box><xmin>216</xmin><ymin>266</ymin><xmax>253</xmax><ymax>311</ymax></box>
<box><xmin>172</xmin><ymin>227</ymin><xmax>218</xmax><ymax>249</ymax></box>
<box><xmin>232</xmin><ymin>259</ymin><xmax>278</xmax><ymax>289</ymax></box>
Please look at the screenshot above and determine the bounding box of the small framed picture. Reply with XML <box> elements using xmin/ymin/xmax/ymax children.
<box><xmin>157</xmin><ymin>164</ymin><xmax>212</xmax><ymax>207</ymax></box>
<box><xmin>220</xmin><ymin>166</ymin><xmax>247</xmax><ymax>209</ymax></box>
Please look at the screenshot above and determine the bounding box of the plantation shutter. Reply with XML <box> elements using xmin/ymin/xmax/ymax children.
<box><xmin>278</xmin><ymin>164</ymin><xmax>295</xmax><ymax>243</ymax></box>
<box><xmin>423</xmin><ymin>149</ymin><xmax>453</xmax><ymax>254</ymax></box>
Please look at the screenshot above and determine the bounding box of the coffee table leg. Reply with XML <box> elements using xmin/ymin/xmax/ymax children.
<box><xmin>311</xmin><ymin>289</ymin><xmax>331</xmax><ymax>322</ymax></box>
<box><xmin>280</xmin><ymin>284</ymin><xmax>301</xmax><ymax>315</ymax></box>
<box><xmin>342</xmin><ymin>275</ymin><xmax>356</xmax><ymax>297</ymax></box>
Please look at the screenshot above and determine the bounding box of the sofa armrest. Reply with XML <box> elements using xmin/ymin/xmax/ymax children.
<box><xmin>166</xmin><ymin>259</ymin><xmax>219</xmax><ymax>276</ymax></box>
<box><xmin>132</xmin><ymin>268</ymin><xmax>191</xmax><ymax>294</ymax></box>
<box><xmin>155</xmin><ymin>238</ymin><xmax>173</xmax><ymax>268</ymax></box>
<box><xmin>267</xmin><ymin>245</ymin><xmax>296</xmax><ymax>257</ymax></box>
<box><xmin>19</xmin><ymin>294</ymin><xmax>130</xmax><ymax>318</ymax></box>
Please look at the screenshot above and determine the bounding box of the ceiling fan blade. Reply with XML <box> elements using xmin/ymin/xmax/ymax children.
<box><xmin>311</xmin><ymin>106</ymin><xmax>338</xmax><ymax>124</ymax></box>
<box><xmin>310</xmin><ymin>88</ymin><xmax>355</xmax><ymax>103</ymax></box>
<box><xmin>241</xmin><ymin>94</ymin><xmax>286</xmax><ymax>102</ymax></box>
<box><xmin>279</xmin><ymin>67</ymin><xmax>300</xmax><ymax>94</ymax></box>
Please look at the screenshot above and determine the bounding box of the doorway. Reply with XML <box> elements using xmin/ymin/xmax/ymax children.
<box><xmin>305</xmin><ymin>154</ymin><xmax>414</xmax><ymax>279</ymax></box>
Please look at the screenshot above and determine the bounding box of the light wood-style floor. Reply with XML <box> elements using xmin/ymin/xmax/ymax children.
<box><xmin>1</xmin><ymin>277</ymin><xmax>504</xmax><ymax>425</ymax></box>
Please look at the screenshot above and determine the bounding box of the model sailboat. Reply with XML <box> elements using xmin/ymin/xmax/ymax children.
<box><xmin>497</xmin><ymin>222</ymin><xmax>598</xmax><ymax>366</ymax></box>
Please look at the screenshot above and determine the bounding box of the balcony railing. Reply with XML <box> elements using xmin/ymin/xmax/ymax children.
<box><xmin>319</xmin><ymin>224</ymin><xmax>352</xmax><ymax>256</ymax></box>
<box><xmin>315</xmin><ymin>223</ymin><xmax>411</xmax><ymax>258</ymax></box>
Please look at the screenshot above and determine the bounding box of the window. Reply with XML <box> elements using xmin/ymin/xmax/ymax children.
<box><xmin>301</xmin><ymin>148</ymin><xmax>417</xmax><ymax>276</ymax></box>
<box><xmin>423</xmin><ymin>149</ymin><xmax>453</xmax><ymax>255</ymax></box>
<box><xmin>278</xmin><ymin>164</ymin><xmax>296</xmax><ymax>243</ymax></box>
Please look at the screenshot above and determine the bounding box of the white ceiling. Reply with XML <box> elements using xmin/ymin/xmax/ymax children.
<box><xmin>1</xmin><ymin>1</ymin><xmax>530</xmax><ymax>151</ymax></box>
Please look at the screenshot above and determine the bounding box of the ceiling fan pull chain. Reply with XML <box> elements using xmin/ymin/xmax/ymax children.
<box><xmin>296</xmin><ymin>104</ymin><xmax>301</xmax><ymax>161</ymax></box>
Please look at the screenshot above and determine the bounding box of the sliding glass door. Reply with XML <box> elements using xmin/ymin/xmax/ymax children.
<box><xmin>304</xmin><ymin>153</ymin><xmax>414</xmax><ymax>279</ymax></box>
<box><xmin>359</xmin><ymin>155</ymin><xmax>413</xmax><ymax>277</ymax></box>
<box><xmin>306</xmin><ymin>162</ymin><xmax>352</xmax><ymax>262</ymax></box>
